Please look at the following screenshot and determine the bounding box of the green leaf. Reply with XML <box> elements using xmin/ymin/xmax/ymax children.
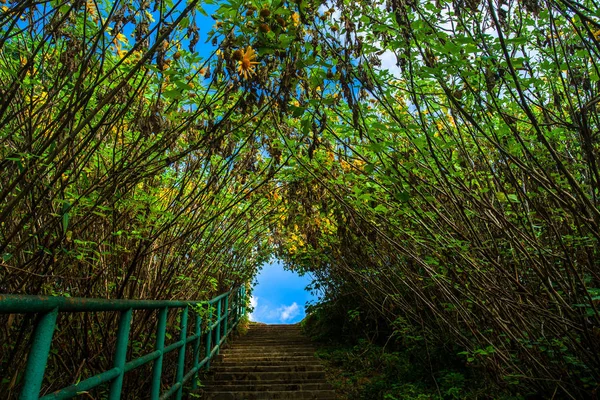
<box><xmin>374</xmin><ymin>204</ymin><xmax>388</xmax><ymax>213</ymax></box>
<box><xmin>61</xmin><ymin>201</ymin><xmax>71</xmax><ymax>234</ymax></box>
<box><xmin>507</xmin><ymin>194</ymin><xmax>520</xmax><ymax>203</ymax></box>
<box><xmin>290</xmin><ymin>105</ymin><xmax>305</xmax><ymax>118</ymax></box>
<box><xmin>368</xmin><ymin>142</ymin><xmax>385</xmax><ymax>153</ymax></box>
<box><xmin>301</xmin><ymin>118</ymin><xmax>311</xmax><ymax>134</ymax></box>
<box><xmin>62</xmin><ymin>212</ymin><xmax>70</xmax><ymax>234</ymax></box>
<box><xmin>163</xmin><ymin>88</ymin><xmax>182</xmax><ymax>100</ymax></box>
<box><xmin>394</xmin><ymin>191</ymin><xmax>410</xmax><ymax>202</ymax></box>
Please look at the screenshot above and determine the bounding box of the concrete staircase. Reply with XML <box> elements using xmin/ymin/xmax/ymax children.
<box><xmin>197</xmin><ymin>324</ymin><xmax>336</xmax><ymax>399</ymax></box>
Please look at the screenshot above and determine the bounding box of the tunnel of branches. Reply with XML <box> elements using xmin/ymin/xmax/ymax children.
<box><xmin>1</xmin><ymin>0</ymin><xmax>599</xmax><ymax>398</ymax></box>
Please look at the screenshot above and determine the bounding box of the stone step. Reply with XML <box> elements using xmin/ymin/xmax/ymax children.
<box><xmin>217</xmin><ymin>360</ymin><xmax>319</xmax><ymax>367</ymax></box>
<box><xmin>238</xmin><ymin>333</ymin><xmax>306</xmax><ymax>342</ymax></box>
<box><xmin>201</xmin><ymin>390</ymin><xmax>337</xmax><ymax>399</ymax></box>
<box><xmin>203</xmin><ymin>382</ymin><xmax>333</xmax><ymax>392</ymax></box>
<box><xmin>222</xmin><ymin>346</ymin><xmax>316</xmax><ymax>353</ymax></box>
<box><xmin>210</xmin><ymin>371</ymin><xmax>326</xmax><ymax>382</ymax></box>
<box><xmin>230</xmin><ymin>343</ymin><xmax>310</xmax><ymax>348</ymax></box>
<box><xmin>239</xmin><ymin>335</ymin><xmax>306</xmax><ymax>340</ymax></box>
<box><xmin>207</xmin><ymin>378</ymin><xmax>329</xmax><ymax>387</ymax></box>
<box><xmin>216</xmin><ymin>355</ymin><xmax>317</xmax><ymax>363</ymax></box>
<box><xmin>221</xmin><ymin>347</ymin><xmax>315</xmax><ymax>358</ymax></box>
<box><xmin>221</xmin><ymin>342</ymin><xmax>309</xmax><ymax>347</ymax></box>
<box><xmin>220</xmin><ymin>354</ymin><xmax>317</xmax><ymax>361</ymax></box>
<box><xmin>240</xmin><ymin>334</ymin><xmax>304</xmax><ymax>337</ymax></box>
<box><xmin>239</xmin><ymin>336</ymin><xmax>306</xmax><ymax>340</ymax></box>
<box><xmin>211</xmin><ymin>365</ymin><xmax>324</xmax><ymax>373</ymax></box>
<box><xmin>233</xmin><ymin>338</ymin><xmax>308</xmax><ymax>343</ymax></box>
<box><xmin>222</xmin><ymin>342</ymin><xmax>315</xmax><ymax>347</ymax></box>
<box><xmin>220</xmin><ymin>348</ymin><xmax>314</xmax><ymax>354</ymax></box>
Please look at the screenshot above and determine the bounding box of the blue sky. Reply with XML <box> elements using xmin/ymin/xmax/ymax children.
<box><xmin>249</xmin><ymin>259</ymin><xmax>317</xmax><ymax>324</ymax></box>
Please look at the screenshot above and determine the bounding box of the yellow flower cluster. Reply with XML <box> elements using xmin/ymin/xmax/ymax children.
<box><xmin>237</xmin><ymin>46</ymin><xmax>260</xmax><ymax>79</ymax></box>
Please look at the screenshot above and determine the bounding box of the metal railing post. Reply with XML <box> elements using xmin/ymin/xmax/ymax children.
<box><xmin>241</xmin><ymin>286</ymin><xmax>246</xmax><ymax>317</ymax></box>
<box><xmin>236</xmin><ymin>287</ymin><xmax>242</xmax><ymax>324</ymax></box>
<box><xmin>234</xmin><ymin>289</ymin><xmax>239</xmax><ymax>326</ymax></box>
<box><xmin>150</xmin><ymin>307</ymin><xmax>168</xmax><ymax>400</ymax></box>
<box><xmin>223</xmin><ymin>296</ymin><xmax>229</xmax><ymax>338</ymax></box>
<box><xmin>175</xmin><ymin>307</ymin><xmax>188</xmax><ymax>400</ymax></box>
<box><xmin>232</xmin><ymin>290</ymin><xmax>237</xmax><ymax>326</ymax></box>
<box><xmin>215</xmin><ymin>299</ymin><xmax>222</xmax><ymax>354</ymax></box>
<box><xmin>19</xmin><ymin>308</ymin><xmax>59</xmax><ymax>400</ymax></box>
<box><xmin>204</xmin><ymin>305</ymin><xmax>213</xmax><ymax>370</ymax></box>
<box><xmin>109</xmin><ymin>308</ymin><xmax>133</xmax><ymax>400</ymax></box>
<box><xmin>191</xmin><ymin>312</ymin><xmax>201</xmax><ymax>390</ymax></box>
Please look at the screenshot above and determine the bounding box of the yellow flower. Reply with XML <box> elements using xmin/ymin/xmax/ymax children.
<box><xmin>237</xmin><ymin>46</ymin><xmax>260</xmax><ymax>79</ymax></box>
<box><xmin>291</xmin><ymin>12</ymin><xmax>300</xmax><ymax>26</ymax></box>
<box><xmin>85</xmin><ymin>0</ymin><xmax>97</xmax><ymax>20</ymax></box>
<box><xmin>115</xmin><ymin>33</ymin><xmax>128</xmax><ymax>45</ymax></box>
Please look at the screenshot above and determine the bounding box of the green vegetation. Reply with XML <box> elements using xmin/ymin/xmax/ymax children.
<box><xmin>1</xmin><ymin>0</ymin><xmax>600</xmax><ymax>398</ymax></box>
<box><xmin>304</xmin><ymin>301</ymin><xmax>520</xmax><ymax>399</ymax></box>
<box><xmin>315</xmin><ymin>340</ymin><xmax>498</xmax><ymax>400</ymax></box>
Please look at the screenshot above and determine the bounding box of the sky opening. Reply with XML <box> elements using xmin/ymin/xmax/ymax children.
<box><xmin>249</xmin><ymin>259</ymin><xmax>316</xmax><ymax>324</ymax></box>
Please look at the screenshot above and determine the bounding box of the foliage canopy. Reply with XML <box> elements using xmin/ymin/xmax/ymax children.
<box><xmin>1</xmin><ymin>0</ymin><xmax>600</xmax><ymax>397</ymax></box>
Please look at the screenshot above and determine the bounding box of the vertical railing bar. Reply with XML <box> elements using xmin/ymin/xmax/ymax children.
<box><xmin>175</xmin><ymin>306</ymin><xmax>188</xmax><ymax>400</ymax></box>
<box><xmin>240</xmin><ymin>286</ymin><xmax>244</xmax><ymax>322</ymax></box>
<box><xmin>230</xmin><ymin>292</ymin><xmax>234</xmax><ymax>331</ymax></box>
<box><xmin>204</xmin><ymin>304</ymin><xmax>213</xmax><ymax>370</ymax></box>
<box><xmin>231</xmin><ymin>290</ymin><xmax>236</xmax><ymax>330</ymax></box>
<box><xmin>151</xmin><ymin>307</ymin><xmax>168</xmax><ymax>400</ymax></box>
<box><xmin>108</xmin><ymin>308</ymin><xmax>133</xmax><ymax>400</ymax></box>
<box><xmin>215</xmin><ymin>298</ymin><xmax>222</xmax><ymax>355</ymax></box>
<box><xmin>223</xmin><ymin>296</ymin><xmax>229</xmax><ymax>341</ymax></box>
<box><xmin>232</xmin><ymin>290</ymin><xmax>237</xmax><ymax>331</ymax></box>
<box><xmin>241</xmin><ymin>286</ymin><xmax>245</xmax><ymax>317</ymax></box>
<box><xmin>237</xmin><ymin>288</ymin><xmax>241</xmax><ymax>325</ymax></box>
<box><xmin>236</xmin><ymin>287</ymin><xmax>241</xmax><ymax>325</ymax></box>
<box><xmin>19</xmin><ymin>308</ymin><xmax>59</xmax><ymax>400</ymax></box>
<box><xmin>191</xmin><ymin>310</ymin><xmax>201</xmax><ymax>390</ymax></box>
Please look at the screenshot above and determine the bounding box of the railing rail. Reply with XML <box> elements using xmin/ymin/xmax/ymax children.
<box><xmin>0</xmin><ymin>286</ymin><xmax>247</xmax><ymax>400</ymax></box>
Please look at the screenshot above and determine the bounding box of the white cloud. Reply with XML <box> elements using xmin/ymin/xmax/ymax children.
<box><xmin>278</xmin><ymin>302</ymin><xmax>299</xmax><ymax>322</ymax></box>
<box><xmin>248</xmin><ymin>298</ymin><xmax>303</xmax><ymax>323</ymax></box>
<box><xmin>378</xmin><ymin>49</ymin><xmax>402</xmax><ymax>79</ymax></box>
<box><xmin>248</xmin><ymin>295</ymin><xmax>258</xmax><ymax>320</ymax></box>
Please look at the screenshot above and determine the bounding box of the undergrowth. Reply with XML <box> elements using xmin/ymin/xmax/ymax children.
<box><xmin>302</xmin><ymin>301</ymin><xmax>528</xmax><ymax>400</ymax></box>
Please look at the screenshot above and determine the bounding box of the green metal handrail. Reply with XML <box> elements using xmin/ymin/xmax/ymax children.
<box><xmin>0</xmin><ymin>286</ymin><xmax>247</xmax><ymax>400</ymax></box>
